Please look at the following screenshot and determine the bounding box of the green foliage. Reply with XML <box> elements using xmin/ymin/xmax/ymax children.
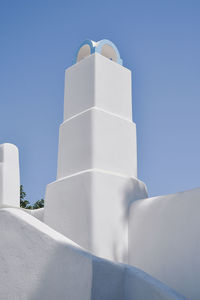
<box><xmin>20</xmin><ymin>185</ymin><xmax>44</xmax><ymax>210</ymax></box>
<box><xmin>20</xmin><ymin>185</ymin><xmax>29</xmax><ymax>208</ymax></box>
<box><xmin>32</xmin><ymin>199</ymin><xmax>44</xmax><ymax>209</ymax></box>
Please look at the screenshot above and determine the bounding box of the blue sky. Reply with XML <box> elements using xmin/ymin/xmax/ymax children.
<box><xmin>0</xmin><ymin>0</ymin><xmax>200</xmax><ymax>204</ymax></box>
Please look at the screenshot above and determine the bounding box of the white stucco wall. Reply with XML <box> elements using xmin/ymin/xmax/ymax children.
<box><xmin>45</xmin><ymin>170</ymin><xmax>147</xmax><ymax>263</ymax></box>
<box><xmin>0</xmin><ymin>143</ymin><xmax>20</xmax><ymax>208</ymax></box>
<box><xmin>24</xmin><ymin>207</ymin><xmax>44</xmax><ymax>221</ymax></box>
<box><xmin>128</xmin><ymin>187</ymin><xmax>200</xmax><ymax>300</ymax></box>
<box><xmin>0</xmin><ymin>208</ymin><xmax>186</xmax><ymax>300</ymax></box>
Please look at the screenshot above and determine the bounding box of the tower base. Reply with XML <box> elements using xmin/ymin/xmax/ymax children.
<box><xmin>44</xmin><ymin>170</ymin><xmax>147</xmax><ymax>262</ymax></box>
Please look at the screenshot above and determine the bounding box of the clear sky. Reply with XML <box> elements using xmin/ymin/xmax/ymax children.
<box><xmin>0</xmin><ymin>0</ymin><xmax>200</xmax><ymax>204</ymax></box>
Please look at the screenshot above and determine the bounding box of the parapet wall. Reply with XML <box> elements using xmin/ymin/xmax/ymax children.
<box><xmin>128</xmin><ymin>187</ymin><xmax>200</xmax><ymax>300</ymax></box>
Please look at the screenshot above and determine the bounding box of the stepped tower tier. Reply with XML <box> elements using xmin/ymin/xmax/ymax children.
<box><xmin>58</xmin><ymin>52</ymin><xmax>136</xmax><ymax>179</ymax></box>
<box><xmin>44</xmin><ymin>39</ymin><xmax>147</xmax><ymax>263</ymax></box>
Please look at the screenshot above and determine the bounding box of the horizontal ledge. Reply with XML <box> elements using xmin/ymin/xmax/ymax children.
<box><xmin>62</xmin><ymin>107</ymin><xmax>135</xmax><ymax>126</ymax></box>
<box><xmin>55</xmin><ymin>168</ymin><xmax>139</xmax><ymax>182</ymax></box>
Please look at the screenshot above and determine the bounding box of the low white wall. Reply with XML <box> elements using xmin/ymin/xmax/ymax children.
<box><xmin>24</xmin><ymin>207</ymin><xmax>44</xmax><ymax>221</ymax></box>
<box><xmin>0</xmin><ymin>208</ymin><xmax>185</xmax><ymax>300</ymax></box>
<box><xmin>0</xmin><ymin>143</ymin><xmax>20</xmax><ymax>207</ymax></box>
<box><xmin>0</xmin><ymin>208</ymin><xmax>92</xmax><ymax>300</ymax></box>
<box><xmin>128</xmin><ymin>187</ymin><xmax>200</xmax><ymax>300</ymax></box>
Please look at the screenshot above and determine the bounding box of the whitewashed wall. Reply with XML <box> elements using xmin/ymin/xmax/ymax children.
<box><xmin>128</xmin><ymin>188</ymin><xmax>200</xmax><ymax>300</ymax></box>
<box><xmin>0</xmin><ymin>208</ymin><xmax>185</xmax><ymax>300</ymax></box>
<box><xmin>24</xmin><ymin>207</ymin><xmax>44</xmax><ymax>221</ymax></box>
<box><xmin>0</xmin><ymin>143</ymin><xmax>19</xmax><ymax>208</ymax></box>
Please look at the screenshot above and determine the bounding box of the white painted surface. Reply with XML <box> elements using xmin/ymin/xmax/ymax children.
<box><xmin>0</xmin><ymin>208</ymin><xmax>186</xmax><ymax>300</ymax></box>
<box><xmin>0</xmin><ymin>143</ymin><xmax>20</xmax><ymax>207</ymax></box>
<box><xmin>128</xmin><ymin>187</ymin><xmax>200</xmax><ymax>300</ymax></box>
<box><xmin>64</xmin><ymin>53</ymin><xmax>132</xmax><ymax>121</ymax></box>
<box><xmin>57</xmin><ymin>108</ymin><xmax>137</xmax><ymax>179</ymax></box>
<box><xmin>0</xmin><ymin>208</ymin><xmax>92</xmax><ymax>300</ymax></box>
<box><xmin>24</xmin><ymin>207</ymin><xmax>44</xmax><ymax>221</ymax></box>
<box><xmin>45</xmin><ymin>49</ymin><xmax>144</xmax><ymax>263</ymax></box>
<box><xmin>0</xmin><ymin>42</ymin><xmax>195</xmax><ymax>300</ymax></box>
<box><xmin>45</xmin><ymin>170</ymin><xmax>147</xmax><ymax>262</ymax></box>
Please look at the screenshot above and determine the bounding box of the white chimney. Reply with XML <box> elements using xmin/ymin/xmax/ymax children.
<box><xmin>44</xmin><ymin>39</ymin><xmax>147</xmax><ymax>263</ymax></box>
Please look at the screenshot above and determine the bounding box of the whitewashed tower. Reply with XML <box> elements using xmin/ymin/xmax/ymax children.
<box><xmin>44</xmin><ymin>39</ymin><xmax>147</xmax><ymax>263</ymax></box>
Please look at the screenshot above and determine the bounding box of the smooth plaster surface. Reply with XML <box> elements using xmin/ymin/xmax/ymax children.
<box><xmin>45</xmin><ymin>170</ymin><xmax>147</xmax><ymax>262</ymax></box>
<box><xmin>64</xmin><ymin>53</ymin><xmax>132</xmax><ymax>121</ymax></box>
<box><xmin>45</xmin><ymin>51</ymin><xmax>145</xmax><ymax>262</ymax></box>
<box><xmin>0</xmin><ymin>143</ymin><xmax>20</xmax><ymax>208</ymax></box>
<box><xmin>128</xmin><ymin>187</ymin><xmax>200</xmax><ymax>300</ymax></box>
<box><xmin>57</xmin><ymin>108</ymin><xmax>137</xmax><ymax>179</ymax></box>
<box><xmin>0</xmin><ymin>208</ymin><xmax>186</xmax><ymax>300</ymax></box>
<box><xmin>24</xmin><ymin>207</ymin><xmax>44</xmax><ymax>221</ymax></box>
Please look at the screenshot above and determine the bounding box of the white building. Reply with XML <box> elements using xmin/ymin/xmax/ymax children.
<box><xmin>0</xmin><ymin>39</ymin><xmax>199</xmax><ymax>300</ymax></box>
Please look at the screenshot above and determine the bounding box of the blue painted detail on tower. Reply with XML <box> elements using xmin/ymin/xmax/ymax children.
<box><xmin>75</xmin><ymin>39</ymin><xmax>123</xmax><ymax>65</ymax></box>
